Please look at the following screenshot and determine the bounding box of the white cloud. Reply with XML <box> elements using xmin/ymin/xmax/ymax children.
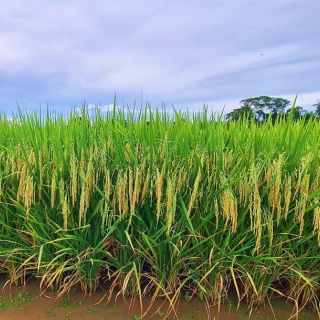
<box><xmin>281</xmin><ymin>92</ymin><xmax>320</xmax><ymax>109</ymax></box>
<box><xmin>175</xmin><ymin>91</ymin><xmax>320</xmax><ymax>114</ymax></box>
<box><xmin>0</xmin><ymin>0</ymin><xmax>319</xmax><ymax>111</ymax></box>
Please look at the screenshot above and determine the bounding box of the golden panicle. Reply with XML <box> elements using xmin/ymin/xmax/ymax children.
<box><xmin>176</xmin><ymin>169</ymin><xmax>187</xmax><ymax>193</ymax></box>
<box><xmin>300</xmin><ymin>173</ymin><xmax>310</xmax><ymax>196</ymax></box>
<box><xmin>248</xmin><ymin>165</ymin><xmax>263</xmax><ymax>251</ymax></box>
<box><xmin>294</xmin><ymin>154</ymin><xmax>313</xmax><ymax>198</ymax></box>
<box><xmin>79</xmin><ymin>185</ymin><xmax>86</xmax><ymax>225</ymax></box>
<box><xmin>252</xmin><ymin>182</ymin><xmax>262</xmax><ymax>235</ymax></box>
<box><xmin>205</xmin><ymin>158</ymin><xmax>211</xmax><ymax>178</ymax></box>
<box><xmin>59</xmin><ymin>178</ymin><xmax>65</xmax><ymax>208</ymax></box>
<box><xmin>104</xmin><ymin>169</ymin><xmax>111</xmax><ymax>202</ymax></box>
<box><xmin>4</xmin><ymin>152</ymin><xmax>9</xmax><ymax>174</ymax></box>
<box><xmin>294</xmin><ymin>169</ymin><xmax>302</xmax><ymax>199</ymax></box>
<box><xmin>134</xmin><ymin>168</ymin><xmax>143</xmax><ymax>203</ymax></box>
<box><xmin>28</xmin><ymin>151</ymin><xmax>36</xmax><ymax>165</ymax></box>
<box><xmin>23</xmin><ymin>174</ymin><xmax>34</xmax><ymax>213</ymax></box>
<box><xmin>220</xmin><ymin>188</ymin><xmax>237</xmax><ymax>233</ymax></box>
<box><xmin>313</xmin><ymin>201</ymin><xmax>320</xmax><ymax>245</ymax></box>
<box><xmin>165</xmin><ymin>176</ymin><xmax>176</xmax><ymax>234</ymax></box>
<box><xmin>107</xmin><ymin>136</ymin><xmax>112</xmax><ymax>149</ymax></box>
<box><xmin>17</xmin><ymin>163</ymin><xmax>28</xmax><ymax>202</ymax></box>
<box><xmin>187</xmin><ymin>169</ymin><xmax>202</xmax><ymax>217</ymax></box>
<box><xmin>116</xmin><ymin>175</ymin><xmax>123</xmax><ymax>216</ymax></box>
<box><xmin>11</xmin><ymin>155</ymin><xmax>17</xmax><ymax>176</ymax></box>
<box><xmin>133</xmin><ymin>168</ymin><xmax>141</xmax><ymax>208</ymax></box>
<box><xmin>38</xmin><ymin>153</ymin><xmax>43</xmax><ymax>200</ymax></box>
<box><xmin>112</xmin><ymin>175</ymin><xmax>118</xmax><ymax>213</ymax></box>
<box><xmin>310</xmin><ymin>167</ymin><xmax>320</xmax><ymax>193</ymax></box>
<box><xmin>70</xmin><ymin>153</ymin><xmax>78</xmax><ymax>207</ymax></box>
<box><xmin>121</xmin><ymin>174</ymin><xmax>128</xmax><ymax>216</ymax></box>
<box><xmin>115</xmin><ymin>173</ymin><xmax>128</xmax><ymax>217</ymax></box>
<box><xmin>295</xmin><ymin>174</ymin><xmax>310</xmax><ymax>235</ymax></box>
<box><xmin>188</xmin><ymin>152</ymin><xmax>195</xmax><ymax>171</ymax></box>
<box><xmin>209</xmin><ymin>154</ymin><xmax>217</xmax><ymax>180</ymax></box>
<box><xmin>268</xmin><ymin>156</ymin><xmax>283</xmax><ymax>224</ymax></box>
<box><xmin>84</xmin><ymin>158</ymin><xmax>94</xmax><ymax>211</ymax></box>
<box><xmin>239</xmin><ymin>178</ymin><xmax>249</xmax><ymax>205</ymax></box>
<box><xmin>296</xmin><ymin>197</ymin><xmax>307</xmax><ymax>236</ymax></box>
<box><xmin>155</xmin><ymin>168</ymin><xmax>163</xmax><ymax>220</ymax></box>
<box><xmin>15</xmin><ymin>159</ymin><xmax>22</xmax><ymax>180</ymax></box>
<box><xmin>79</xmin><ymin>150</ymin><xmax>85</xmax><ymax>174</ymax></box>
<box><xmin>141</xmin><ymin>168</ymin><xmax>150</xmax><ymax>204</ymax></box>
<box><xmin>265</xmin><ymin>166</ymin><xmax>273</xmax><ymax>185</ymax></box>
<box><xmin>78</xmin><ymin>161</ymin><xmax>86</xmax><ymax>225</ymax></box>
<box><xmin>276</xmin><ymin>156</ymin><xmax>283</xmax><ymax>222</ymax></box>
<box><xmin>284</xmin><ymin>176</ymin><xmax>292</xmax><ymax>220</ymax></box>
<box><xmin>128</xmin><ymin>169</ymin><xmax>134</xmax><ymax>212</ymax></box>
<box><xmin>125</xmin><ymin>143</ymin><xmax>132</xmax><ymax>162</ymax></box>
<box><xmin>160</xmin><ymin>137</ymin><xmax>168</xmax><ymax>160</ymax></box>
<box><xmin>51</xmin><ymin>173</ymin><xmax>57</xmax><ymax>209</ymax></box>
<box><xmin>224</xmin><ymin>151</ymin><xmax>233</xmax><ymax>171</ymax></box>
<box><xmin>61</xmin><ymin>194</ymin><xmax>69</xmax><ymax>230</ymax></box>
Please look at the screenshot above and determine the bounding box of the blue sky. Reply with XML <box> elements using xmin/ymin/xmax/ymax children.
<box><xmin>0</xmin><ymin>0</ymin><xmax>319</xmax><ymax>113</ymax></box>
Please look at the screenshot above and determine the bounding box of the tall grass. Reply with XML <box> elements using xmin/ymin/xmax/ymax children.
<box><xmin>0</xmin><ymin>107</ymin><xmax>320</xmax><ymax>316</ymax></box>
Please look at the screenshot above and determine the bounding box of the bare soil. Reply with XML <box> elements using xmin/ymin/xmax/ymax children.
<box><xmin>0</xmin><ymin>280</ymin><xmax>318</xmax><ymax>320</ymax></box>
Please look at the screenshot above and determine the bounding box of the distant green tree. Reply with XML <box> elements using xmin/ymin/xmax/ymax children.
<box><xmin>286</xmin><ymin>106</ymin><xmax>316</xmax><ymax>121</ymax></box>
<box><xmin>255</xmin><ymin>109</ymin><xmax>267</xmax><ymax>122</ymax></box>
<box><xmin>226</xmin><ymin>106</ymin><xmax>254</xmax><ymax>121</ymax></box>
<box><xmin>240</xmin><ymin>96</ymin><xmax>290</xmax><ymax>121</ymax></box>
<box><xmin>303</xmin><ymin>111</ymin><xmax>315</xmax><ymax>121</ymax></box>
<box><xmin>286</xmin><ymin>106</ymin><xmax>304</xmax><ymax>120</ymax></box>
<box><xmin>313</xmin><ymin>102</ymin><xmax>320</xmax><ymax>117</ymax></box>
<box><xmin>267</xmin><ymin>97</ymin><xmax>291</xmax><ymax>115</ymax></box>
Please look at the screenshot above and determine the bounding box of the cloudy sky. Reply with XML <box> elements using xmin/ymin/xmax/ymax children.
<box><xmin>0</xmin><ymin>0</ymin><xmax>319</xmax><ymax>113</ymax></box>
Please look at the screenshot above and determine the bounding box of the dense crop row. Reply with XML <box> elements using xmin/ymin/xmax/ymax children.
<box><xmin>0</xmin><ymin>108</ymin><xmax>320</xmax><ymax>316</ymax></box>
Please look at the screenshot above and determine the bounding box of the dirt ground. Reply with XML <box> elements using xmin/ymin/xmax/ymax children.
<box><xmin>0</xmin><ymin>280</ymin><xmax>318</xmax><ymax>320</ymax></box>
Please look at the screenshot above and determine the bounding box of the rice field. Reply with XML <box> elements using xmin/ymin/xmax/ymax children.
<box><xmin>0</xmin><ymin>107</ymin><xmax>320</xmax><ymax>318</ymax></box>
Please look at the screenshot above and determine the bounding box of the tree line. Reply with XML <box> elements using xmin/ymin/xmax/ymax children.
<box><xmin>226</xmin><ymin>96</ymin><xmax>320</xmax><ymax>121</ymax></box>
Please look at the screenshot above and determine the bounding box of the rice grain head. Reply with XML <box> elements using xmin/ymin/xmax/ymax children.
<box><xmin>313</xmin><ymin>200</ymin><xmax>320</xmax><ymax>245</ymax></box>
<box><xmin>165</xmin><ymin>176</ymin><xmax>176</xmax><ymax>234</ymax></box>
<box><xmin>220</xmin><ymin>188</ymin><xmax>237</xmax><ymax>233</ymax></box>
<box><xmin>155</xmin><ymin>168</ymin><xmax>164</xmax><ymax>221</ymax></box>
<box><xmin>284</xmin><ymin>176</ymin><xmax>292</xmax><ymax>220</ymax></box>
<box><xmin>187</xmin><ymin>168</ymin><xmax>202</xmax><ymax>217</ymax></box>
<box><xmin>51</xmin><ymin>173</ymin><xmax>57</xmax><ymax>209</ymax></box>
<box><xmin>70</xmin><ymin>153</ymin><xmax>78</xmax><ymax>207</ymax></box>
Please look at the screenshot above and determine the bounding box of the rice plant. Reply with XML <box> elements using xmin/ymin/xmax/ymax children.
<box><xmin>0</xmin><ymin>107</ymin><xmax>320</xmax><ymax>317</ymax></box>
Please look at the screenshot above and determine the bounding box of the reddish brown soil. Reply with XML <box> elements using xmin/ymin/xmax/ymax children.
<box><xmin>0</xmin><ymin>280</ymin><xmax>318</xmax><ymax>320</ymax></box>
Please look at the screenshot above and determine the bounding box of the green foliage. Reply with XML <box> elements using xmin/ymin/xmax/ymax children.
<box><xmin>227</xmin><ymin>96</ymin><xmax>320</xmax><ymax>122</ymax></box>
<box><xmin>286</xmin><ymin>107</ymin><xmax>315</xmax><ymax>122</ymax></box>
<box><xmin>0</xmin><ymin>107</ymin><xmax>319</xmax><ymax>316</ymax></box>
<box><xmin>240</xmin><ymin>96</ymin><xmax>290</xmax><ymax>116</ymax></box>
<box><xmin>226</xmin><ymin>106</ymin><xmax>254</xmax><ymax>121</ymax></box>
<box><xmin>0</xmin><ymin>289</ymin><xmax>31</xmax><ymax>312</ymax></box>
<box><xmin>314</xmin><ymin>102</ymin><xmax>320</xmax><ymax>117</ymax></box>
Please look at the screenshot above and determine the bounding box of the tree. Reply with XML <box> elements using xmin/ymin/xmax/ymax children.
<box><xmin>313</xmin><ymin>102</ymin><xmax>320</xmax><ymax>117</ymax></box>
<box><xmin>226</xmin><ymin>106</ymin><xmax>254</xmax><ymax>121</ymax></box>
<box><xmin>267</xmin><ymin>97</ymin><xmax>291</xmax><ymax>115</ymax></box>
<box><xmin>286</xmin><ymin>106</ymin><xmax>316</xmax><ymax>121</ymax></box>
<box><xmin>286</xmin><ymin>106</ymin><xmax>304</xmax><ymax>120</ymax></box>
<box><xmin>240</xmin><ymin>96</ymin><xmax>290</xmax><ymax>120</ymax></box>
<box><xmin>303</xmin><ymin>111</ymin><xmax>315</xmax><ymax>121</ymax></box>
